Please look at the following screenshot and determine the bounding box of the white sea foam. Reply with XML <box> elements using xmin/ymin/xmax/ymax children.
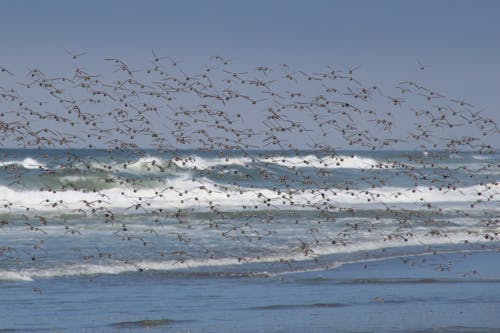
<box><xmin>261</xmin><ymin>154</ymin><xmax>393</xmax><ymax>169</ymax></box>
<box><xmin>171</xmin><ymin>156</ymin><xmax>253</xmax><ymax>170</ymax></box>
<box><xmin>0</xmin><ymin>158</ymin><xmax>47</xmax><ymax>170</ymax></box>
<box><xmin>0</xmin><ymin>257</ymin><xmax>263</xmax><ymax>281</ymax></box>
<box><xmin>85</xmin><ymin>156</ymin><xmax>253</xmax><ymax>174</ymax></box>
<box><xmin>0</xmin><ymin>271</ymin><xmax>34</xmax><ymax>282</ymax></box>
<box><xmin>85</xmin><ymin>154</ymin><xmax>392</xmax><ymax>174</ymax></box>
<box><xmin>172</xmin><ymin>154</ymin><xmax>393</xmax><ymax>170</ymax></box>
<box><xmin>310</xmin><ymin>231</ymin><xmax>498</xmax><ymax>257</ymax></box>
<box><xmin>124</xmin><ymin>157</ymin><xmax>175</xmax><ymax>173</ymax></box>
<box><xmin>122</xmin><ymin>155</ymin><xmax>253</xmax><ymax>172</ymax></box>
<box><xmin>0</xmin><ymin>176</ymin><xmax>498</xmax><ymax>214</ymax></box>
<box><xmin>472</xmin><ymin>154</ymin><xmax>491</xmax><ymax>160</ymax></box>
<box><xmin>1</xmin><ymin>229</ymin><xmax>496</xmax><ymax>281</ymax></box>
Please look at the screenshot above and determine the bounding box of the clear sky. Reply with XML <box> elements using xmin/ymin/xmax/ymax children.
<box><xmin>1</xmin><ymin>0</ymin><xmax>499</xmax><ymax>148</ymax></box>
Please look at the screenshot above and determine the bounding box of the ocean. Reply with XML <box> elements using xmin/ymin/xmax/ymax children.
<box><xmin>0</xmin><ymin>149</ymin><xmax>499</xmax><ymax>332</ymax></box>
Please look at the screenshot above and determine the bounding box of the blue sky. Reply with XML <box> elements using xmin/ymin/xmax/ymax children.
<box><xmin>3</xmin><ymin>1</ymin><xmax>499</xmax><ymax>64</ymax></box>
<box><xmin>1</xmin><ymin>0</ymin><xmax>499</xmax><ymax>148</ymax></box>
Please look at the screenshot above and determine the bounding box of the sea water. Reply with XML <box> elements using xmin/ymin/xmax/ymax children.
<box><xmin>0</xmin><ymin>149</ymin><xmax>499</xmax><ymax>332</ymax></box>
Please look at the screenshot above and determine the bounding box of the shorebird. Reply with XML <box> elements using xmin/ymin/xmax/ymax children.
<box><xmin>0</xmin><ymin>51</ymin><xmax>497</xmax><ymax>279</ymax></box>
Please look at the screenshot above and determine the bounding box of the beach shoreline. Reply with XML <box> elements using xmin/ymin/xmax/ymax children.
<box><xmin>1</xmin><ymin>249</ymin><xmax>499</xmax><ymax>332</ymax></box>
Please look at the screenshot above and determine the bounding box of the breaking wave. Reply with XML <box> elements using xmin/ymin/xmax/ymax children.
<box><xmin>0</xmin><ymin>158</ymin><xmax>47</xmax><ymax>170</ymax></box>
<box><xmin>0</xmin><ymin>178</ymin><xmax>497</xmax><ymax>213</ymax></box>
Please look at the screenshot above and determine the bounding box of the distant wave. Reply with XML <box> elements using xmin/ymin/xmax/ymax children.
<box><xmin>0</xmin><ymin>256</ymin><xmax>278</xmax><ymax>281</ymax></box>
<box><xmin>172</xmin><ymin>155</ymin><xmax>253</xmax><ymax>170</ymax></box>
<box><xmin>0</xmin><ymin>158</ymin><xmax>47</xmax><ymax>170</ymax></box>
<box><xmin>1</xmin><ymin>236</ymin><xmax>496</xmax><ymax>281</ymax></box>
<box><xmin>0</xmin><ymin>177</ymin><xmax>497</xmax><ymax>214</ymax></box>
<box><xmin>2</xmin><ymin>154</ymin><xmax>496</xmax><ymax>178</ymax></box>
<box><xmin>259</xmin><ymin>154</ymin><xmax>394</xmax><ymax>169</ymax></box>
<box><xmin>1</xmin><ymin>154</ymin><xmax>394</xmax><ymax>172</ymax></box>
<box><xmin>0</xmin><ymin>154</ymin><xmax>405</xmax><ymax>192</ymax></box>
<box><xmin>89</xmin><ymin>154</ymin><xmax>389</xmax><ymax>173</ymax></box>
<box><xmin>472</xmin><ymin>154</ymin><xmax>492</xmax><ymax>161</ymax></box>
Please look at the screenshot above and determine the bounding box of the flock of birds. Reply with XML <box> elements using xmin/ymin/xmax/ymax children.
<box><xmin>0</xmin><ymin>51</ymin><xmax>498</xmax><ymax>277</ymax></box>
<box><xmin>0</xmin><ymin>52</ymin><xmax>496</xmax><ymax>151</ymax></box>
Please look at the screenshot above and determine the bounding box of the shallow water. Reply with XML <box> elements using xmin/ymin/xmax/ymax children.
<box><xmin>1</xmin><ymin>150</ymin><xmax>499</xmax><ymax>332</ymax></box>
<box><xmin>1</xmin><ymin>150</ymin><xmax>499</xmax><ymax>281</ymax></box>
<box><xmin>1</xmin><ymin>251</ymin><xmax>499</xmax><ymax>332</ymax></box>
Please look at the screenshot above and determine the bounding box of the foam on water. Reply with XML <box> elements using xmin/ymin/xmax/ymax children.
<box><xmin>168</xmin><ymin>154</ymin><xmax>387</xmax><ymax>170</ymax></box>
<box><xmin>1</xmin><ymin>230</ymin><xmax>496</xmax><ymax>281</ymax></box>
<box><xmin>0</xmin><ymin>178</ymin><xmax>498</xmax><ymax>213</ymax></box>
<box><xmin>472</xmin><ymin>155</ymin><xmax>492</xmax><ymax>161</ymax></box>
<box><xmin>0</xmin><ymin>271</ymin><xmax>34</xmax><ymax>282</ymax></box>
<box><xmin>261</xmin><ymin>154</ymin><xmax>393</xmax><ymax>169</ymax></box>
<box><xmin>80</xmin><ymin>154</ymin><xmax>392</xmax><ymax>174</ymax></box>
<box><xmin>1</xmin><ymin>150</ymin><xmax>498</xmax><ymax>286</ymax></box>
<box><xmin>171</xmin><ymin>156</ymin><xmax>253</xmax><ymax>170</ymax></box>
<box><xmin>0</xmin><ymin>158</ymin><xmax>47</xmax><ymax>170</ymax></box>
<box><xmin>0</xmin><ymin>256</ymin><xmax>271</xmax><ymax>281</ymax></box>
